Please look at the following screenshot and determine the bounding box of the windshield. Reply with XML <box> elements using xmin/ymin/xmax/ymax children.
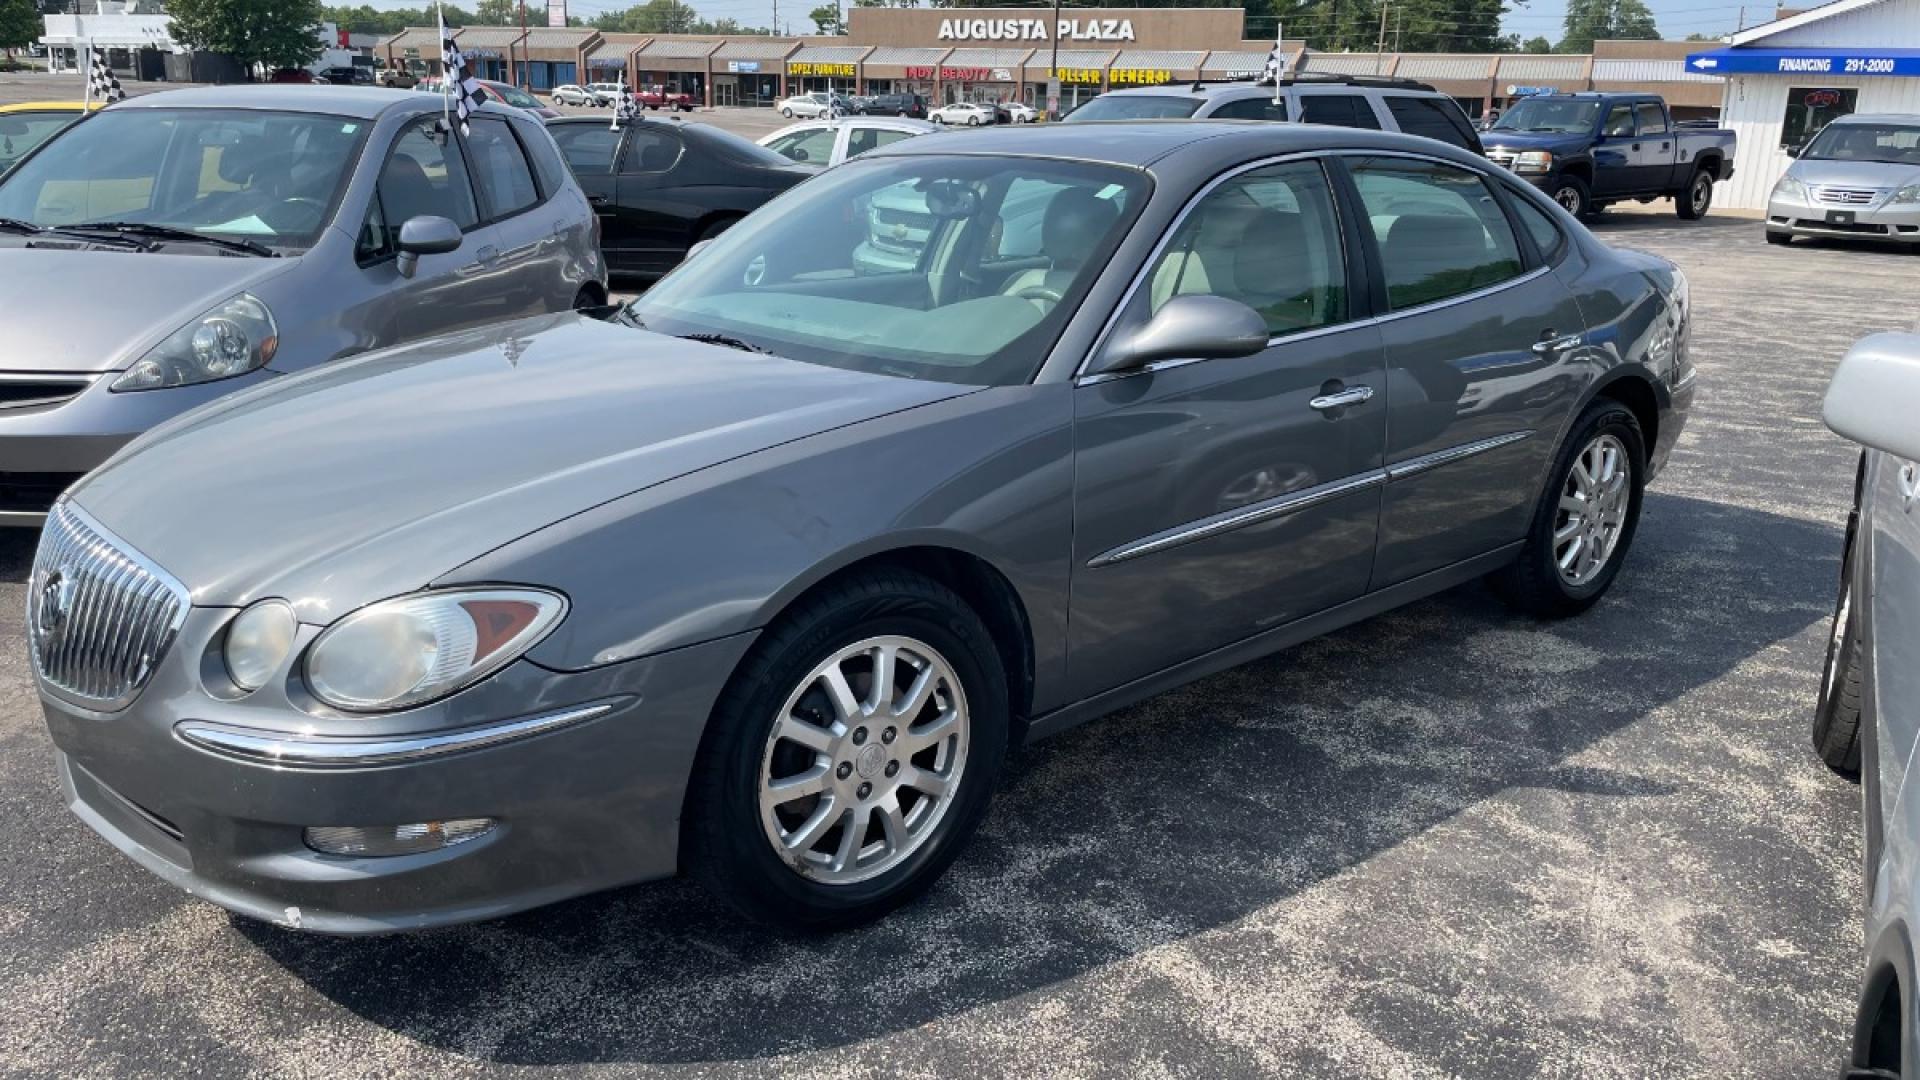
<box><xmin>628</xmin><ymin>155</ymin><xmax>1148</xmax><ymax>386</ymax></box>
<box><xmin>491</xmin><ymin>84</ymin><xmax>542</xmax><ymax>109</ymax></box>
<box><xmin>1490</xmin><ymin>99</ymin><xmax>1602</xmax><ymax>134</ymax></box>
<box><xmin>0</xmin><ymin>107</ymin><xmax>366</xmax><ymax>251</ymax></box>
<box><xmin>1802</xmin><ymin>121</ymin><xmax>1920</xmax><ymax>165</ymax></box>
<box><xmin>1062</xmin><ymin>95</ymin><xmax>1203</xmax><ymax>122</ymax></box>
<box><xmin>0</xmin><ymin>110</ymin><xmax>83</xmax><ymax>174</ymax></box>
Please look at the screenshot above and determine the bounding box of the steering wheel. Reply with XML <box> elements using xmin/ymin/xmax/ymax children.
<box><xmin>1013</xmin><ymin>283</ymin><xmax>1064</xmax><ymax>305</ymax></box>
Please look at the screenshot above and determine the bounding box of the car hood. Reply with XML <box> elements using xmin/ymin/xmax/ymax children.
<box><xmin>1788</xmin><ymin>157</ymin><xmax>1920</xmax><ymax>192</ymax></box>
<box><xmin>1481</xmin><ymin>131</ymin><xmax>1589</xmax><ymax>155</ymax></box>
<box><xmin>71</xmin><ymin>312</ymin><xmax>978</xmax><ymax>619</ymax></box>
<box><xmin>0</xmin><ymin>248</ymin><xmax>292</xmax><ymax>373</ymax></box>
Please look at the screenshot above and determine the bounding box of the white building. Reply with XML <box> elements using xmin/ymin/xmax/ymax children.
<box><xmin>1689</xmin><ymin>0</ymin><xmax>1920</xmax><ymax>209</ymax></box>
<box><xmin>38</xmin><ymin>12</ymin><xmax>177</xmax><ymax>71</ymax></box>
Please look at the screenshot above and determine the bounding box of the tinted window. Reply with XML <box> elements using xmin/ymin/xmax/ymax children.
<box><xmin>1209</xmin><ymin>97</ymin><xmax>1289</xmax><ymax>122</ymax></box>
<box><xmin>765</xmin><ymin>127</ymin><xmax>838</xmax><ymax>164</ymax></box>
<box><xmin>465</xmin><ymin>115</ymin><xmax>538</xmax><ymax>218</ymax></box>
<box><xmin>1602</xmin><ymin>104</ymin><xmax>1635</xmax><ymax>136</ymax></box>
<box><xmin>1351</xmin><ymin>158</ymin><xmax>1523</xmax><ymax>310</ymax></box>
<box><xmin>515</xmin><ymin>117</ymin><xmax>571</xmax><ymax>197</ymax></box>
<box><xmin>620</xmin><ymin>129</ymin><xmax>683</xmax><ymax>173</ymax></box>
<box><xmin>1140</xmin><ymin>160</ymin><xmax>1346</xmax><ymax>335</ymax></box>
<box><xmin>1383</xmin><ymin>96</ymin><xmax>1479</xmax><ymax>150</ymax></box>
<box><xmin>1299</xmin><ymin>94</ymin><xmax>1380</xmax><ymax>129</ymax></box>
<box><xmin>847</xmin><ymin>127</ymin><xmax>916</xmax><ymax>159</ymax></box>
<box><xmin>369</xmin><ymin>118</ymin><xmax>478</xmax><ymax>253</ymax></box>
<box><xmin>1634</xmin><ymin>102</ymin><xmax>1668</xmax><ymax>135</ymax></box>
<box><xmin>0</xmin><ymin>110</ymin><xmax>81</xmax><ymax>172</ymax></box>
<box><xmin>1508</xmin><ymin>190</ymin><xmax>1565</xmax><ymax>260</ymax></box>
<box><xmin>549</xmin><ymin>123</ymin><xmax>621</xmax><ymax>175</ymax></box>
<box><xmin>1062</xmin><ymin>95</ymin><xmax>1203</xmax><ymax>122</ymax></box>
<box><xmin>1490</xmin><ymin>98</ymin><xmax>1601</xmax><ymax>134</ymax></box>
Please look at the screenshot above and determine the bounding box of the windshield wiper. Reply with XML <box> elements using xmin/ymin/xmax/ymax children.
<box><xmin>678</xmin><ymin>331</ymin><xmax>777</xmax><ymax>356</ymax></box>
<box><xmin>60</xmin><ymin>222</ymin><xmax>279</xmax><ymax>257</ymax></box>
<box><xmin>0</xmin><ymin>217</ymin><xmax>42</xmax><ymax>235</ymax></box>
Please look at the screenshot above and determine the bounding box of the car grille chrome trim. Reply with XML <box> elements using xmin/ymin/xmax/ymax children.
<box><xmin>28</xmin><ymin>498</ymin><xmax>191</xmax><ymax>712</ymax></box>
<box><xmin>1485</xmin><ymin>149</ymin><xmax>1518</xmax><ymax>169</ymax></box>
<box><xmin>1813</xmin><ymin>186</ymin><xmax>1881</xmax><ymax>206</ymax></box>
<box><xmin>1088</xmin><ymin>470</ymin><xmax>1388</xmax><ymax>568</ymax></box>
<box><xmin>173</xmin><ymin>701</ymin><xmax>623</xmax><ymax>768</ymax></box>
<box><xmin>0</xmin><ymin>372</ymin><xmax>96</xmax><ymax>412</ymax></box>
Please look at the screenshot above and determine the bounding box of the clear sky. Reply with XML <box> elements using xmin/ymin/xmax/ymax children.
<box><xmin>357</xmin><ymin>0</ymin><xmax>1766</xmax><ymax>48</ymax></box>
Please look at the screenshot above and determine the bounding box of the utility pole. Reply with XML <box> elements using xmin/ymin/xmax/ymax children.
<box><xmin>1047</xmin><ymin>0</ymin><xmax>1061</xmax><ymax>119</ymax></box>
<box><xmin>1373</xmin><ymin>0</ymin><xmax>1388</xmax><ymax>73</ymax></box>
<box><xmin>517</xmin><ymin>0</ymin><xmax>527</xmax><ymax>89</ymax></box>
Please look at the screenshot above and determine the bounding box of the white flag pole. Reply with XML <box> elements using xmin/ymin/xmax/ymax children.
<box><xmin>1272</xmin><ymin>23</ymin><xmax>1285</xmax><ymax>106</ymax></box>
<box><xmin>82</xmin><ymin>39</ymin><xmax>92</xmax><ymax>109</ymax></box>
<box><xmin>437</xmin><ymin>0</ymin><xmax>452</xmax><ymax>132</ymax></box>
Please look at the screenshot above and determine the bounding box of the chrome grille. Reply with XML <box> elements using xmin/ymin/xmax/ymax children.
<box><xmin>1485</xmin><ymin>149</ymin><xmax>1518</xmax><ymax>169</ymax></box>
<box><xmin>28</xmin><ymin>499</ymin><xmax>190</xmax><ymax>711</ymax></box>
<box><xmin>1814</xmin><ymin>186</ymin><xmax>1880</xmax><ymax>206</ymax></box>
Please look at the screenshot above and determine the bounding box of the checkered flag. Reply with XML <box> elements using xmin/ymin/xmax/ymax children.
<box><xmin>437</xmin><ymin>7</ymin><xmax>486</xmax><ymax>135</ymax></box>
<box><xmin>1261</xmin><ymin>24</ymin><xmax>1288</xmax><ymax>85</ymax></box>
<box><xmin>611</xmin><ymin>85</ymin><xmax>639</xmax><ymax>130</ymax></box>
<box><xmin>86</xmin><ymin>45</ymin><xmax>124</xmax><ymax>104</ymax></box>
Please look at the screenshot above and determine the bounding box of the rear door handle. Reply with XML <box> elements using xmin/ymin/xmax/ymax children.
<box><xmin>1309</xmin><ymin>385</ymin><xmax>1374</xmax><ymax>411</ymax></box>
<box><xmin>587</xmin><ymin>194</ymin><xmax>609</xmax><ymax>206</ymax></box>
<box><xmin>1533</xmin><ymin>332</ymin><xmax>1583</xmax><ymax>355</ymax></box>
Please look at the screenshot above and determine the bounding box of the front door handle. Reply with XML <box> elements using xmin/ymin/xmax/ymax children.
<box><xmin>474</xmin><ymin>244</ymin><xmax>500</xmax><ymax>265</ymax></box>
<box><xmin>1533</xmin><ymin>332</ymin><xmax>1583</xmax><ymax>355</ymax></box>
<box><xmin>1632</xmin><ymin>142</ymin><xmax>1641</xmax><ymax>151</ymax></box>
<box><xmin>1309</xmin><ymin>385</ymin><xmax>1374</xmax><ymax>411</ymax></box>
<box><xmin>587</xmin><ymin>194</ymin><xmax>609</xmax><ymax>206</ymax></box>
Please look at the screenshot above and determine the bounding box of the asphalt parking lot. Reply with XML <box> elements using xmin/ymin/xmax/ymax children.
<box><xmin>1</xmin><ymin>70</ymin><xmax>1915</xmax><ymax>1077</ymax></box>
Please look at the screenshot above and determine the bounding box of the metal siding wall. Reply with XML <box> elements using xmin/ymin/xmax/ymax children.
<box><xmin>1758</xmin><ymin>0</ymin><xmax>1920</xmax><ymax>46</ymax></box>
<box><xmin>1719</xmin><ymin>74</ymin><xmax>1920</xmax><ymax>208</ymax></box>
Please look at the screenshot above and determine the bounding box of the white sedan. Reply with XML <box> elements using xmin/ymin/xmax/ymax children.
<box><xmin>551</xmin><ymin>84</ymin><xmax>598</xmax><ymax>107</ymax></box>
<box><xmin>778</xmin><ymin>92</ymin><xmax>847</xmax><ymax>119</ymax></box>
<box><xmin>588</xmin><ymin>82</ymin><xmax>626</xmax><ymax>107</ymax></box>
<box><xmin>931</xmin><ymin>102</ymin><xmax>997</xmax><ymax>126</ymax></box>
<box><xmin>1003</xmin><ymin>101</ymin><xmax>1039</xmax><ymax>124</ymax></box>
<box><xmin>759</xmin><ymin>116</ymin><xmax>940</xmax><ymax>167</ymax></box>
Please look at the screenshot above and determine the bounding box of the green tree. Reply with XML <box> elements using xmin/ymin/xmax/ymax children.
<box><xmin>1557</xmin><ymin>0</ymin><xmax>1658</xmax><ymax>53</ymax></box>
<box><xmin>1523</xmin><ymin>34</ymin><xmax>1552</xmax><ymax>52</ymax></box>
<box><xmin>476</xmin><ymin>0</ymin><xmax>517</xmax><ymax>25</ymax></box>
<box><xmin>1684</xmin><ymin>31</ymin><xmax>1722</xmax><ymax>41</ymax></box>
<box><xmin>809</xmin><ymin>2</ymin><xmax>841</xmax><ymax>32</ymax></box>
<box><xmin>171</xmin><ymin>0</ymin><xmax>327</xmax><ymax>70</ymax></box>
<box><xmin>0</xmin><ymin>0</ymin><xmax>39</xmax><ymax>57</ymax></box>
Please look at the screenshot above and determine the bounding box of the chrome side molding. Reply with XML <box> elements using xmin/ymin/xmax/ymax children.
<box><xmin>1384</xmin><ymin>431</ymin><xmax>1534</xmax><ymax>481</ymax></box>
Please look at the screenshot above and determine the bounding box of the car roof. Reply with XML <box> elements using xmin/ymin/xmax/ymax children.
<box><xmin>1830</xmin><ymin>112</ymin><xmax>1920</xmax><ymax>124</ymax></box>
<box><xmin>0</xmin><ymin>101</ymin><xmax>100</xmax><ymax>114</ymax></box>
<box><xmin>864</xmin><ymin>119</ymin><xmax>1486</xmax><ymax>171</ymax></box>
<box><xmin>108</xmin><ymin>85</ymin><xmax>457</xmax><ymax>120</ymax></box>
<box><xmin>1099</xmin><ymin>80</ymin><xmax>1438</xmax><ymax>101</ymax></box>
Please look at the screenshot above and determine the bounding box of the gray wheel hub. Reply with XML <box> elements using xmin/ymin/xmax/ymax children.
<box><xmin>1553</xmin><ymin>433</ymin><xmax>1631</xmax><ymax>587</ymax></box>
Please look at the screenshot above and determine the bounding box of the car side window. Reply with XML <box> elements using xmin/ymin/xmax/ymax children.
<box><xmin>1383</xmin><ymin>97</ymin><xmax>1478</xmax><ymax>150</ymax></box>
<box><xmin>365</xmin><ymin>118</ymin><xmax>478</xmax><ymax>258</ymax></box>
<box><xmin>1506</xmin><ymin>189</ymin><xmax>1566</xmax><ymax>262</ymax></box>
<box><xmin>1634</xmin><ymin>102</ymin><xmax>1668</xmax><ymax>136</ymax></box>
<box><xmin>1138</xmin><ymin>159</ymin><xmax>1347</xmax><ymax>336</ymax></box>
<box><xmin>1300</xmin><ymin>94</ymin><xmax>1380</xmax><ymax>130</ymax></box>
<box><xmin>549</xmin><ymin>124</ymin><xmax>621</xmax><ymax>176</ymax></box>
<box><xmin>1349</xmin><ymin>157</ymin><xmax>1524</xmax><ymax>310</ymax></box>
<box><xmin>847</xmin><ymin>127</ymin><xmax>913</xmax><ymax>159</ymax></box>
<box><xmin>464</xmin><ymin>115</ymin><xmax>539</xmax><ymax>220</ymax></box>
<box><xmin>1603</xmin><ymin>104</ymin><xmax>1635</xmax><ymax>136</ymax></box>
<box><xmin>620</xmin><ymin>129</ymin><xmax>683</xmax><ymax>174</ymax></box>
<box><xmin>1209</xmin><ymin>97</ymin><xmax>1288</xmax><ymax>122</ymax></box>
<box><xmin>515</xmin><ymin>116</ymin><xmax>571</xmax><ymax>197</ymax></box>
<box><xmin>766</xmin><ymin>127</ymin><xmax>837</xmax><ymax>164</ymax></box>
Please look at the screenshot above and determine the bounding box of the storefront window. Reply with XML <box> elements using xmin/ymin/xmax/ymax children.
<box><xmin>1781</xmin><ymin>87</ymin><xmax>1858</xmax><ymax>151</ymax></box>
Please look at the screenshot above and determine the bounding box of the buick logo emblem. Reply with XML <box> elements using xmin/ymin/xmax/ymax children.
<box><xmin>38</xmin><ymin>569</ymin><xmax>74</xmax><ymax>642</ymax></box>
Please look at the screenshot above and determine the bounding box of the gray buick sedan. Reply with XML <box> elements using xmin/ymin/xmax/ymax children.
<box><xmin>31</xmin><ymin>122</ymin><xmax>1694</xmax><ymax>933</ymax></box>
<box><xmin>0</xmin><ymin>86</ymin><xmax>606</xmax><ymax>523</ymax></box>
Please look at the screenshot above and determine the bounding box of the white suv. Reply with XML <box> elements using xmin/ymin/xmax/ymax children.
<box><xmin>1063</xmin><ymin>75</ymin><xmax>1485</xmax><ymax>154</ymax></box>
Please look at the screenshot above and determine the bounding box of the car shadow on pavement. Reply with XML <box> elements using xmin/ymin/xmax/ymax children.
<box><xmin>232</xmin><ymin>488</ymin><xmax>1842</xmax><ymax>1068</ymax></box>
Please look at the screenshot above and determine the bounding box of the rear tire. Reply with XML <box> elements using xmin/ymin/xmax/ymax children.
<box><xmin>1492</xmin><ymin>400</ymin><xmax>1647</xmax><ymax>618</ymax></box>
<box><xmin>683</xmin><ymin>569</ymin><xmax>1009</xmax><ymax>929</ymax></box>
<box><xmin>1548</xmin><ymin>175</ymin><xmax>1592</xmax><ymax>219</ymax></box>
<box><xmin>782</xmin><ymin>107</ymin><xmax>794</xmax><ymax>118</ymax></box>
<box><xmin>1676</xmin><ymin>168</ymin><xmax>1714</xmax><ymax>220</ymax></box>
<box><xmin>1814</xmin><ymin>541</ymin><xmax>1865</xmax><ymax>777</ymax></box>
<box><xmin>1766</xmin><ymin>230</ymin><xmax>1794</xmax><ymax>246</ymax></box>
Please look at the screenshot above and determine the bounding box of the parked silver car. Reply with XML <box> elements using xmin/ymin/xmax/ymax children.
<box><xmin>1816</xmin><ymin>332</ymin><xmax>1920</xmax><ymax>1077</ymax></box>
<box><xmin>32</xmin><ymin>122</ymin><xmax>1692</xmax><ymax>933</ymax></box>
<box><xmin>1768</xmin><ymin>113</ymin><xmax>1920</xmax><ymax>247</ymax></box>
<box><xmin>0</xmin><ymin>86</ymin><xmax>607</xmax><ymax>523</ymax></box>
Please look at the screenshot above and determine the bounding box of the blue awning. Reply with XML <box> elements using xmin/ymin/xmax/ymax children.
<box><xmin>1685</xmin><ymin>47</ymin><xmax>1920</xmax><ymax>77</ymax></box>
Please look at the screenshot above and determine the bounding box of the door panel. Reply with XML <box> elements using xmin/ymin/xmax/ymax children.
<box><xmin>1634</xmin><ymin>102</ymin><xmax>1677</xmax><ymax>191</ymax></box>
<box><xmin>1346</xmin><ymin>155</ymin><xmax>1589</xmax><ymax>588</ymax></box>
<box><xmin>614</xmin><ymin>128</ymin><xmax>692</xmax><ymax>274</ymax></box>
<box><xmin>1869</xmin><ymin>454</ymin><xmax>1920</xmax><ymax>811</ymax></box>
<box><xmin>1593</xmin><ymin>103</ymin><xmax>1640</xmax><ymax>196</ymax></box>
<box><xmin>547</xmin><ymin>123</ymin><xmax>623</xmax><ymax>263</ymax></box>
<box><xmin>1067</xmin><ymin>159</ymin><xmax>1386</xmax><ymax>699</ymax></box>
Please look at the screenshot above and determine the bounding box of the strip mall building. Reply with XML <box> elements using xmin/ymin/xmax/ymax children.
<box><xmin>381</xmin><ymin>9</ymin><xmax>1722</xmax><ymax>117</ymax></box>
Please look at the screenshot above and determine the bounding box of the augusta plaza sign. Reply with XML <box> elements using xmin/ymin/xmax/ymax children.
<box><xmin>937</xmin><ymin>17</ymin><xmax>1138</xmax><ymax>42</ymax></box>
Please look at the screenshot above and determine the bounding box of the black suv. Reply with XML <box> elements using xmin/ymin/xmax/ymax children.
<box><xmin>859</xmin><ymin>93</ymin><xmax>928</xmax><ymax>120</ymax></box>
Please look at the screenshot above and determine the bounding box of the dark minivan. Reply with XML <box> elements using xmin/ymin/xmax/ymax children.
<box><xmin>859</xmin><ymin>93</ymin><xmax>928</xmax><ymax>119</ymax></box>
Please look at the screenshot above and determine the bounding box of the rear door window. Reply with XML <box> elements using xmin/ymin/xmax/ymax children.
<box><xmin>847</xmin><ymin>127</ymin><xmax>915</xmax><ymax>159</ymax></box>
<box><xmin>1384</xmin><ymin>96</ymin><xmax>1480</xmax><ymax>151</ymax></box>
<box><xmin>464</xmin><ymin>115</ymin><xmax>539</xmax><ymax>219</ymax></box>
<box><xmin>765</xmin><ymin>127</ymin><xmax>838</xmax><ymax>165</ymax></box>
<box><xmin>1209</xmin><ymin>97</ymin><xmax>1289</xmax><ymax>122</ymax></box>
<box><xmin>1349</xmin><ymin>157</ymin><xmax>1524</xmax><ymax>310</ymax></box>
<box><xmin>1299</xmin><ymin>94</ymin><xmax>1381</xmax><ymax>130</ymax></box>
<box><xmin>548</xmin><ymin>124</ymin><xmax>621</xmax><ymax>175</ymax></box>
<box><xmin>620</xmin><ymin>129</ymin><xmax>683</xmax><ymax>174</ymax></box>
<box><xmin>1634</xmin><ymin>102</ymin><xmax>1668</xmax><ymax>135</ymax></box>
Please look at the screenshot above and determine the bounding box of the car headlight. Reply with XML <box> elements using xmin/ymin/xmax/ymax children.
<box><xmin>1514</xmin><ymin>150</ymin><xmax>1553</xmax><ymax>174</ymax></box>
<box><xmin>1772</xmin><ymin>174</ymin><xmax>1810</xmax><ymax>203</ymax></box>
<box><xmin>303</xmin><ymin>588</ymin><xmax>567</xmax><ymax>712</ymax></box>
<box><xmin>224</xmin><ymin>599</ymin><xmax>298</xmax><ymax>692</ymax></box>
<box><xmin>111</xmin><ymin>293</ymin><xmax>279</xmax><ymax>392</ymax></box>
<box><xmin>1893</xmin><ymin>182</ymin><xmax>1920</xmax><ymax>205</ymax></box>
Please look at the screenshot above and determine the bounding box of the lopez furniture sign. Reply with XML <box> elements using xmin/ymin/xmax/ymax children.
<box><xmin>790</xmin><ymin>61</ymin><xmax>858</xmax><ymax>77</ymax></box>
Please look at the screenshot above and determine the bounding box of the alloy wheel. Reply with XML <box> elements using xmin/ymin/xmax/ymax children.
<box><xmin>1691</xmin><ymin>174</ymin><xmax>1711</xmax><ymax>215</ymax></box>
<box><xmin>1553</xmin><ymin>433</ymin><xmax>1631</xmax><ymax>586</ymax></box>
<box><xmin>1555</xmin><ymin>185</ymin><xmax>1583</xmax><ymax>213</ymax></box>
<box><xmin>757</xmin><ymin>635</ymin><xmax>969</xmax><ymax>884</ymax></box>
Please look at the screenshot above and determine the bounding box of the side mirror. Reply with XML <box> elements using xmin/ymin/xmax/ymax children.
<box><xmin>394</xmin><ymin>215</ymin><xmax>462</xmax><ymax>277</ymax></box>
<box><xmin>1087</xmin><ymin>295</ymin><xmax>1270</xmax><ymax>377</ymax></box>
<box><xmin>1825</xmin><ymin>332</ymin><xmax>1920</xmax><ymax>461</ymax></box>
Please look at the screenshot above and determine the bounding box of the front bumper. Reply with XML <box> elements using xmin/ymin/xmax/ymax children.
<box><xmin>42</xmin><ymin>601</ymin><xmax>755</xmax><ymax>934</ymax></box>
<box><xmin>1767</xmin><ymin>194</ymin><xmax>1920</xmax><ymax>244</ymax></box>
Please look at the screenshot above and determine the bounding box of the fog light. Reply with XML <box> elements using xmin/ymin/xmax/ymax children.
<box><xmin>304</xmin><ymin>819</ymin><xmax>494</xmax><ymax>856</ymax></box>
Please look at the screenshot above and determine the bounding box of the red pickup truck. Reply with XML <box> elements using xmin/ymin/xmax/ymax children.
<box><xmin>636</xmin><ymin>86</ymin><xmax>696</xmax><ymax>112</ymax></box>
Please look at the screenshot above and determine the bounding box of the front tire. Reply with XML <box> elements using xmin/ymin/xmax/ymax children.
<box><xmin>1548</xmin><ymin>175</ymin><xmax>1592</xmax><ymax>219</ymax></box>
<box><xmin>684</xmin><ymin>569</ymin><xmax>1010</xmax><ymax>929</ymax></box>
<box><xmin>1814</xmin><ymin>540</ymin><xmax>1865</xmax><ymax>777</ymax></box>
<box><xmin>1676</xmin><ymin>169</ymin><xmax>1714</xmax><ymax>220</ymax></box>
<box><xmin>1492</xmin><ymin>400</ymin><xmax>1647</xmax><ymax>617</ymax></box>
<box><xmin>782</xmin><ymin>107</ymin><xmax>794</xmax><ymax>118</ymax></box>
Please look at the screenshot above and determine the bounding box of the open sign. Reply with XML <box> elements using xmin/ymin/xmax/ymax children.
<box><xmin>1804</xmin><ymin>89</ymin><xmax>1843</xmax><ymax>107</ymax></box>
